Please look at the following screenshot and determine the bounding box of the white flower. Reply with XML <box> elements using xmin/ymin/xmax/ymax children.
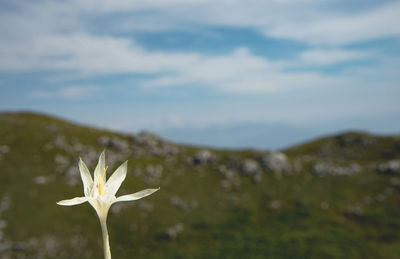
<box><xmin>57</xmin><ymin>151</ymin><xmax>159</xmax><ymax>259</ymax></box>
<box><xmin>57</xmin><ymin>151</ymin><xmax>159</xmax><ymax>220</ymax></box>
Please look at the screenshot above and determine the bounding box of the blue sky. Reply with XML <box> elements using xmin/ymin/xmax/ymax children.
<box><xmin>1</xmin><ymin>0</ymin><xmax>400</xmax><ymax>149</ymax></box>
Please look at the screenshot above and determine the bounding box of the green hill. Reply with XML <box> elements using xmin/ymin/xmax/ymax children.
<box><xmin>0</xmin><ymin>112</ymin><xmax>399</xmax><ymax>258</ymax></box>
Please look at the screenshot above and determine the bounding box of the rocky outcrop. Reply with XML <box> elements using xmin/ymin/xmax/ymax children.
<box><xmin>131</xmin><ymin>131</ymin><xmax>179</xmax><ymax>156</ymax></box>
<box><xmin>241</xmin><ymin>159</ymin><xmax>260</xmax><ymax>175</ymax></box>
<box><xmin>335</xmin><ymin>132</ymin><xmax>375</xmax><ymax>148</ymax></box>
<box><xmin>313</xmin><ymin>162</ymin><xmax>361</xmax><ymax>176</ymax></box>
<box><xmin>98</xmin><ymin>136</ymin><xmax>130</xmax><ymax>153</ymax></box>
<box><xmin>165</xmin><ymin>223</ymin><xmax>184</xmax><ymax>240</ymax></box>
<box><xmin>258</xmin><ymin>152</ymin><xmax>291</xmax><ymax>173</ymax></box>
<box><xmin>377</xmin><ymin>160</ymin><xmax>400</xmax><ymax>174</ymax></box>
<box><xmin>0</xmin><ymin>145</ymin><xmax>9</xmax><ymax>161</ymax></box>
<box><xmin>191</xmin><ymin>150</ymin><xmax>215</xmax><ymax>166</ymax></box>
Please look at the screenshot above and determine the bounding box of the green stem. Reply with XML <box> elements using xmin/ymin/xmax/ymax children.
<box><xmin>100</xmin><ymin>216</ymin><xmax>112</xmax><ymax>259</ymax></box>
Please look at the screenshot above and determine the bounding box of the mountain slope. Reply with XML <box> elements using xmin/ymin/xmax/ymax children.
<box><xmin>0</xmin><ymin>112</ymin><xmax>399</xmax><ymax>258</ymax></box>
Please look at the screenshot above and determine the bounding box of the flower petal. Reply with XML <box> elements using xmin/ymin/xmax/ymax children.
<box><xmin>115</xmin><ymin>188</ymin><xmax>160</xmax><ymax>203</ymax></box>
<box><xmin>57</xmin><ymin>197</ymin><xmax>88</xmax><ymax>206</ymax></box>
<box><xmin>93</xmin><ymin>150</ymin><xmax>106</xmax><ymax>196</ymax></box>
<box><xmin>94</xmin><ymin>150</ymin><xmax>106</xmax><ymax>179</ymax></box>
<box><xmin>105</xmin><ymin>161</ymin><xmax>127</xmax><ymax>196</ymax></box>
<box><xmin>79</xmin><ymin>158</ymin><xmax>93</xmax><ymax>196</ymax></box>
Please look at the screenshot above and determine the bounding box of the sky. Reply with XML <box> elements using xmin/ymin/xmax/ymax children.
<box><xmin>0</xmin><ymin>0</ymin><xmax>400</xmax><ymax>149</ymax></box>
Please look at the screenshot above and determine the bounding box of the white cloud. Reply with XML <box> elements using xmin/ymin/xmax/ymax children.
<box><xmin>75</xmin><ymin>0</ymin><xmax>400</xmax><ymax>45</ymax></box>
<box><xmin>265</xmin><ymin>1</ymin><xmax>400</xmax><ymax>45</ymax></box>
<box><xmin>137</xmin><ymin>47</ymin><xmax>349</xmax><ymax>93</ymax></box>
<box><xmin>2</xmin><ymin>0</ymin><xmax>399</xmax><ymax>49</ymax></box>
<box><xmin>31</xmin><ymin>86</ymin><xmax>96</xmax><ymax>99</ymax></box>
<box><xmin>297</xmin><ymin>49</ymin><xmax>372</xmax><ymax>66</ymax></box>
<box><xmin>0</xmin><ymin>33</ymin><xmax>199</xmax><ymax>74</ymax></box>
<box><xmin>0</xmin><ymin>29</ymin><xmax>349</xmax><ymax>93</ymax></box>
<box><xmin>0</xmin><ymin>0</ymin><xmax>398</xmax><ymax>96</ymax></box>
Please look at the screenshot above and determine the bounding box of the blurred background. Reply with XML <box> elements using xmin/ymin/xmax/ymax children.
<box><xmin>0</xmin><ymin>0</ymin><xmax>400</xmax><ymax>258</ymax></box>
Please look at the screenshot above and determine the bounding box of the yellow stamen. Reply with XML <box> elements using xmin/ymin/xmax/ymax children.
<box><xmin>98</xmin><ymin>166</ymin><xmax>108</xmax><ymax>195</ymax></box>
<box><xmin>103</xmin><ymin>166</ymin><xmax>108</xmax><ymax>178</ymax></box>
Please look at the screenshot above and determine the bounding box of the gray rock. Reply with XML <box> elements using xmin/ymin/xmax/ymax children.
<box><xmin>170</xmin><ymin>196</ymin><xmax>198</xmax><ymax>212</ymax></box>
<box><xmin>320</xmin><ymin>201</ymin><xmax>329</xmax><ymax>210</ymax></box>
<box><xmin>98</xmin><ymin>136</ymin><xmax>130</xmax><ymax>153</ymax></box>
<box><xmin>0</xmin><ymin>145</ymin><xmax>9</xmax><ymax>154</ymax></box>
<box><xmin>138</xmin><ymin>201</ymin><xmax>154</xmax><ymax>212</ymax></box>
<box><xmin>170</xmin><ymin>196</ymin><xmax>186</xmax><ymax>210</ymax></box>
<box><xmin>80</xmin><ymin>147</ymin><xmax>99</xmax><ymax>167</ymax></box>
<box><xmin>98</xmin><ymin>135</ymin><xmax>110</xmax><ymax>147</ymax></box>
<box><xmin>143</xmin><ymin>164</ymin><xmax>163</xmax><ymax>184</ymax></box>
<box><xmin>217</xmin><ymin>165</ymin><xmax>240</xmax><ymax>188</ymax></box>
<box><xmin>237</xmin><ymin>159</ymin><xmax>263</xmax><ymax>183</ymax></box>
<box><xmin>132</xmin><ymin>131</ymin><xmax>160</xmax><ymax>147</ymax></box>
<box><xmin>241</xmin><ymin>159</ymin><xmax>260</xmax><ymax>175</ymax></box>
<box><xmin>336</xmin><ymin>133</ymin><xmax>374</xmax><ymax>148</ymax></box>
<box><xmin>313</xmin><ymin>162</ymin><xmax>361</xmax><ymax>176</ymax></box>
<box><xmin>220</xmin><ymin>179</ymin><xmax>232</xmax><ymax>190</ymax></box>
<box><xmin>27</xmin><ymin>235</ymin><xmax>62</xmax><ymax>258</ymax></box>
<box><xmin>0</xmin><ymin>196</ymin><xmax>10</xmax><ymax>214</ymax></box>
<box><xmin>166</xmin><ymin>223</ymin><xmax>184</xmax><ymax>239</ymax></box>
<box><xmin>131</xmin><ymin>131</ymin><xmax>179</xmax><ymax>156</ymax></box>
<box><xmin>64</xmin><ymin>166</ymin><xmax>80</xmax><ymax>186</ymax></box>
<box><xmin>12</xmin><ymin>242</ymin><xmax>27</xmax><ymax>251</ymax></box>
<box><xmin>259</xmin><ymin>152</ymin><xmax>291</xmax><ymax>173</ymax></box>
<box><xmin>54</xmin><ymin>154</ymin><xmax>70</xmax><ymax>174</ymax></box>
<box><xmin>33</xmin><ymin>176</ymin><xmax>51</xmax><ymax>185</ymax></box>
<box><xmin>192</xmin><ymin>150</ymin><xmax>215</xmax><ymax>165</ymax></box>
<box><xmin>53</xmin><ymin>135</ymin><xmax>75</xmax><ymax>153</ymax></box>
<box><xmin>0</xmin><ymin>145</ymin><xmax>10</xmax><ymax>161</ymax></box>
<box><xmin>269</xmin><ymin>200</ymin><xmax>282</xmax><ymax>210</ymax></box>
<box><xmin>377</xmin><ymin>160</ymin><xmax>400</xmax><ymax>174</ymax></box>
<box><xmin>53</xmin><ymin>135</ymin><xmax>68</xmax><ymax>148</ymax></box>
<box><xmin>347</xmin><ymin>204</ymin><xmax>363</xmax><ymax>215</ymax></box>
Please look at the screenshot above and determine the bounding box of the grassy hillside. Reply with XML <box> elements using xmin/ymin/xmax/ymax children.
<box><xmin>0</xmin><ymin>112</ymin><xmax>399</xmax><ymax>258</ymax></box>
